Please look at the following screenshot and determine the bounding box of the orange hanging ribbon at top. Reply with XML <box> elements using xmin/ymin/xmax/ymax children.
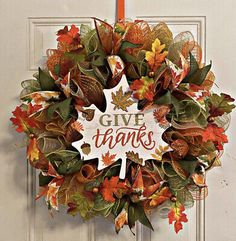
<box><xmin>117</xmin><ymin>0</ymin><xmax>125</xmax><ymax>21</ymax></box>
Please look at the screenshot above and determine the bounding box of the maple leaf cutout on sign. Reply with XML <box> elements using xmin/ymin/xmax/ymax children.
<box><xmin>102</xmin><ymin>151</ymin><xmax>117</xmax><ymax>166</ymax></box>
<box><xmin>72</xmin><ymin>65</ymin><xmax>166</xmax><ymax>179</ymax></box>
<box><xmin>111</xmin><ymin>86</ymin><xmax>134</xmax><ymax>112</ymax></box>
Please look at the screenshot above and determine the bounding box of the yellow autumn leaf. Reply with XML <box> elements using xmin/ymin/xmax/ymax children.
<box><xmin>145</xmin><ymin>38</ymin><xmax>168</xmax><ymax>71</ymax></box>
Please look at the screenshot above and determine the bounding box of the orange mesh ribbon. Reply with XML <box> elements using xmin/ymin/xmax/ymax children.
<box><xmin>117</xmin><ymin>0</ymin><xmax>125</xmax><ymax>21</ymax></box>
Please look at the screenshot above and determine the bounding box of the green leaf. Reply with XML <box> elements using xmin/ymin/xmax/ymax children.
<box><xmin>47</xmin><ymin>97</ymin><xmax>72</xmax><ymax>121</ymax></box>
<box><xmin>208</xmin><ymin>93</ymin><xmax>235</xmax><ymax>117</ymax></box>
<box><xmin>136</xmin><ymin>204</ymin><xmax>154</xmax><ymax>231</ymax></box>
<box><xmin>168</xmin><ymin>175</ymin><xmax>189</xmax><ymax>191</ymax></box>
<box><xmin>183</xmin><ymin>53</ymin><xmax>212</xmax><ymax>85</ymax></box>
<box><xmin>64</xmin><ymin>52</ymin><xmax>85</xmax><ymax>64</ymax></box>
<box><xmin>176</xmin><ymin>187</ymin><xmax>194</xmax><ymax>208</ymax></box>
<box><xmin>38</xmin><ymin>67</ymin><xmax>57</xmax><ymax>91</ymax></box>
<box><xmin>119</xmin><ymin>41</ymin><xmax>142</xmax><ymax>63</ymax></box>
<box><xmin>178</xmin><ymin>158</ymin><xmax>198</xmax><ymax>177</ymax></box>
<box><xmin>38</xmin><ymin>172</ymin><xmax>53</xmax><ymax>186</ymax></box>
<box><xmin>70</xmin><ymin>191</ymin><xmax>95</xmax><ymax>219</ymax></box>
<box><xmin>93</xmin><ymin>194</ymin><xmax>114</xmax><ymax>217</ymax></box>
<box><xmin>112</xmin><ymin>198</ymin><xmax>126</xmax><ymax>217</ymax></box>
<box><xmin>128</xmin><ymin>203</ymin><xmax>154</xmax><ymax>231</ymax></box>
<box><xmin>155</xmin><ymin>91</ymin><xmax>172</xmax><ymax>105</ymax></box>
<box><xmin>47</xmin><ymin>150</ymin><xmax>82</xmax><ymax>175</ymax></box>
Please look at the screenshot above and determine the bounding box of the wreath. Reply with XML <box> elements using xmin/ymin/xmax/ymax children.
<box><xmin>11</xmin><ymin>18</ymin><xmax>235</xmax><ymax>234</ymax></box>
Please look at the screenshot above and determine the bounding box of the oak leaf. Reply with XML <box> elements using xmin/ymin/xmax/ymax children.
<box><xmin>145</xmin><ymin>38</ymin><xmax>168</xmax><ymax>71</ymax></box>
<box><xmin>168</xmin><ymin>202</ymin><xmax>188</xmax><ymax>233</ymax></box>
<box><xmin>10</xmin><ymin>105</ymin><xmax>40</xmax><ymax>133</ymax></box>
<box><xmin>111</xmin><ymin>86</ymin><xmax>134</xmax><ymax>112</ymax></box>
<box><xmin>126</xmin><ymin>151</ymin><xmax>143</xmax><ymax>165</ymax></box>
<box><xmin>101</xmin><ymin>176</ymin><xmax>127</xmax><ymax>202</ymax></box>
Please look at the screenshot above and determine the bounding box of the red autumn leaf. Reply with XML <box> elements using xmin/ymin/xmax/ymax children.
<box><xmin>168</xmin><ymin>202</ymin><xmax>188</xmax><ymax>233</ymax></box>
<box><xmin>10</xmin><ymin>106</ymin><xmax>39</xmax><ymax>133</ymax></box>
<box><xmin>57</xmin><ymin>24</ymin><xmax>80</xmax><ymax>44</ymax></box>
<box><xmin>101</xmin><ymin>176</ymin><xmax>127</xmax><ymax>202</ymax></box>
<box><xmin>202</xmin><ymin>124</ymin><xmax>228</xmax><ymax>151</ymax></box>
<box><xmin>102</xmin><ymin>151</ymin><xmax>116</xmax><ymax>167</ymax></box>
<box><xmin>130</xmin><ymin>76</ymin><xmax>155</xmax><ymax>101</ymax></box>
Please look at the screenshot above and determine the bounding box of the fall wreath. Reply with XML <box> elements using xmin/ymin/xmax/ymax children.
<box><xmin>11</xmin><ymin>19</ymin><xmax>235</xmax><ymax>234</ymax></box>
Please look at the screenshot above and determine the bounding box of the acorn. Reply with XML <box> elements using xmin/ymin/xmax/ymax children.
<box><xmin>207</xmin><ymin>116</ymin><xmax>215</xmax><ymax>123</ymax></box>
<box><xmin>92</xmin><ymin>187</ymin><xmax>99</xmax><ymax>193</ymax></box>
<box><xmin>81</xmin><ymin>142</ymin><xmax>91</xmax><ymax>155</ymax></box>
<box><xmin>148</xmin><ymin>71</ymin><xmax>155</xmax><ymax>78</ymax></box>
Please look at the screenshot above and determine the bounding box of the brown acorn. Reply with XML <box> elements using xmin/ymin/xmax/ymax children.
<box><xmin>148</xmin><ymin>71</ymin><xmax>155</xmax><ymax>78</ymax></box>
<box><xmin>92</xmin><ymin>187</ymin><xmax>99</xmax><ymax>193</ymax></box>
<box><xmin>81</xmin><ymin>142</ymin><xmax>91</xmax><ymax>155</ymax></box>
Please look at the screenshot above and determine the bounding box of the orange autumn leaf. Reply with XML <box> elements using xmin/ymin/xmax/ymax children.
<box><xmin>115</xmin><ymin>207</ymin><xmax>128</xmax><ymax>233</ymax></box>
<box><xmin>149</xmin><ymin>187</ymin><xmax>172</xmax><ymax>207</ymax></box>
<box><xmin>168</xmin><ymin>202</ymin><xmax>188</xmax><ymax>233</ymax></box>
<box><xmin>130</xmin><ymin>76</ymin><xmax>155</xmax><ymax>101</ymax></box>
<box><xmin>101</xmin><ymin>176</ymin><xmax>127</xmax><ymax>202</ymax></box>
<box><xmin>145</xmin><ymin>38</ymin><xmax>168</xmax><ymax>71</ymax></box>
<box><xmin>102</xmin><ymin>151</ymin><xmax>116</xmax><ymax>166</ymax></box>
<box><xmin>27</xmin><ymin>138</ymin><xmax>40</xmax><ymax>162</ymax></box>
<box><xmin>202</xmin><ymin>124</ymin><xmax>228</xmax><ymax>151</ymax></box>
<box><xmin>10</xmin><ymin>106</ymin><xmax>39</xmax><ymax>133</ymax></box>
<box><xmin>57</xmin><ymin>24</ymin><xmax>80</xmax><ymax>44</ymax></box>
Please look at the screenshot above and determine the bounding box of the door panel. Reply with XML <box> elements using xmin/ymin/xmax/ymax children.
<box><xmin>1</xmin><ymin>1</ymin><xmax>236</xmax><ymax>241</ymax></box>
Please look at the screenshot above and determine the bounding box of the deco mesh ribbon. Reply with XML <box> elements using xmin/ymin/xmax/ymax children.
<box><xmin>11</xmin><ymin>19</ymin><xmax>235</xmax><ymax>234</ymax></box>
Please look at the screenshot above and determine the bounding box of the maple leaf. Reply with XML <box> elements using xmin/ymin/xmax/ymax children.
<box><xmin>10</xmin><ymin>106</ymin><xmax>39</xmax><ymax>133</ymax></box>
<box><xmin>100</xmin><ymin>176</ymin><xmax>127</xmax><ymax>202</ymax></box>
<box><xmin>149</xmin><ymin>187</ymin><xmax>172</xmax><ymax>207</ymax></box>
<box><xmin>111</xmin><ymin>86</ymin><xmax>134</xmax><ymax>112</ymax></box>
<box><xmin>153</xmin><ymin>105</ymin><xmax>170</xmax><ymax>126</ymax></box>
<box><xmin>168</xmin><ymin>202</ymin><xmax>188</xmax><ymax>233</ymax></box>
<box><xmin>101</xmin><ymin>151</ymin><xmax>117</xmax><ymax>167</ymax></box>
<box><xmin>130</xmin><ymin>76</ymin><xmax>155</xmax><ymax>101</ymax></box>
<box><xmin>208</xmin><ymin>93</ymin><xmax>235</xmax><ymax>117</ymax></box>
<box><xmin>145</xmin><ymin>38</ymin><xmax>168</xmax><ymax>71</ymax></box>
<box><xmin>27</xmin><ymin>138</ymin><xmax>40</xmax><ymax>162</ymax></box>
<box><xmin>202</xmin><ymin>124</ymin><xmax>228</xmax><ymax>151</ymax></box>
<box><xmin>57</xmin><ymin>24</ymin><xmax>80</xmax><ymax>45</ymax></box>
<box><xmin>126</xmin><ymin>151</ymin><xmax>143</xmax><ymax>165</ymax></box>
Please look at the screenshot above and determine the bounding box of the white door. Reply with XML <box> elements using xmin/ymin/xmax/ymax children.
<box><xmin>1</xmin><ymin>0</ymin><xmax>236</xmax><ymax>241</ymax></box>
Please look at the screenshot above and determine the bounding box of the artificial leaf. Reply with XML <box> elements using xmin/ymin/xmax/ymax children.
<box><xmin>10</xmin><ymin>106</ymin><xmax>39</xmax><ymax>133</ymax></box>
<box><xmin>183</xmin><ymin>53</ymin><xmax>211</xmax><ymax>85</ymax></box>
<box><xmin>145</xmin><ymin>38</ymin><xmax>168</xmax><ymax>72</ymax></box>
<box><xmin>93</xmin><ymin>193</ymin><xmax>114</xmax><ymax>217</ymax></box>
<box><xmin>130</xmin><ymin>76</ymin><xmax>155</xmax><ymax>101</ymax></box>
<box><xmin>57</xmin><ymin>24</ymin><xmax>80</xmax><ymax>45</ymax></box>
<box><xmin>168</xmin><ymin>202</ymin><xmax>188</xmax><ymax>233</ymax></box>
<box><xmin>47</xmin><ymin>98</ymin><xmax>72</xmax><ymax>121</ymax></box>
<box><xmin>101</xmin><ymin>176</ymin><xmax>127</xmax><ymax>202</ymax></box>
<box><xmin>149</xmin><ymin>187</ymin><xmax>172</xmax><ymax>207</ymax></box>
<box><xmin>111</xmin><ymin>86</ymin><xmax>134</xmax><ymax>112</ymax></box>
<box><xmin>208</xmin><ymin>93</ymin><xmax>235</xmax><ymax>117</ymax></box>
<box><xmin>68</xmin><ymin>191</ymin><xmax>94</xmax><ymax>219</ymax></box>
<box><xmin>38</xmin><ymin>67</ymin><xmax>56</xmax><ymax>91</ymax></box>
<box><xmin>115</xmin><ymin>205</ymin><xmax>128</xmax><ymax>233</ymax></box>
<box><xmin>27</xmin><ymin>138</ymin><xmax>40</xmax><ymax>162</ymax></box>
<box><xmin>202</xmin><ymin>124</ymin><xmax>228</xmax><ymax>150</ymax></box>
